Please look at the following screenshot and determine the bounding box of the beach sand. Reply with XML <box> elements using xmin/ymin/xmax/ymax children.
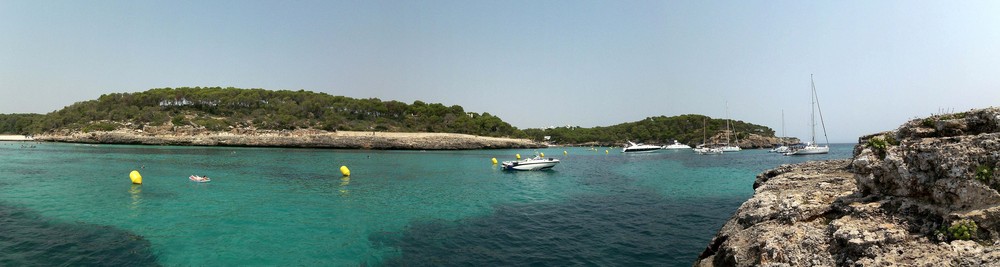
<box><xmin>0</xmin><ymin>135</ymin><xmax>34</xmax><ymax>141</ymax></box>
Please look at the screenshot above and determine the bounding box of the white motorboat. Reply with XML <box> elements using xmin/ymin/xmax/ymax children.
<box><xmin>770</xmin><ymin>145</ymin><xmax>790</xmax><ymax>153</ymax></box>
<box><xmin>663</xmin><ymin>140</ymin><xmax>692</xmax><ymax>149</ymax></box>
<box><xmin>786</xmin><ymin>74</ymin><xmax>830</xmax><ymax>156</ymax></box>
<box><xmin>502</xmin><ymin>156</ymin><xmax>560</xmax><ymax>171</ymax></box>
<box><xmin>622</xmin><ymin>141</ymin><xmax>663</xmax><ymax>153</ymax></box>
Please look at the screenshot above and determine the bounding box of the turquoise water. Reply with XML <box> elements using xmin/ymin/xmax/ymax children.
<box><xmin>0</xmin><ymin>142</ymin><xmax>854</xmax><ymax>266</ymax></box>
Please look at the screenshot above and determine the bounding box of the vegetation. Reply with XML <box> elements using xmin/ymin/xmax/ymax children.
<box><xmin>0</xmin><ymin>87</ymin><xmax>777</xmax><ymax>144</ymax></box>
<box><xmin>866</xmin><ymin>134</ymin><xmax>898</xmax><ymax>159</ymax></box>
<box><xmin>944</xmin><ymin>219</ymin><xmax>978</xmax><ymax>241</ymax></box>
<box><xmin>522</xmin><ymin>114</ymin><xmax>774</xmax><ymax>145</ymax></box>
<box><xmin>975</xmin><ymin>164</ymin><xmax>994</xmax><ymax>183</ymax></box>
<box><xmin>0</xmin><ymin>87</ymin><xmax>524</xmax><ymax>137</ymax></box>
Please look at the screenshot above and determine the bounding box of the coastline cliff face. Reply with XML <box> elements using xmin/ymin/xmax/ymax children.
<box><xmin>36</xmin><ymin>128</ymin><xmax>545</xmax><ymax>150</ymax></box>
<box><xmin>696</xmin><ymin>107</ymin><xmax>1000</xmax><ymax>266</ymax></box>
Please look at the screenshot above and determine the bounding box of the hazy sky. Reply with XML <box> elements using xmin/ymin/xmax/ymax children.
<box><xmin>2</xmin><ymin>1</ymin><xmax>999</xmax><ymax>143</ymax></box>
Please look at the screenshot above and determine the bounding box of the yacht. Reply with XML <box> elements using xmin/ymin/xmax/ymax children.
<box><xmin>622</xmin><ymin>141</ymin><xmax>663</xmax><ymax>153</ymax></box>
<box><xmin>663</xmin><ymin>140</ymin><xmax>692</xmax><ymax>149</ymax></box>
<box><xmin>720</xmin><ymin>102</ymin><xmax>742</xmax><ymax>152</ymax></box>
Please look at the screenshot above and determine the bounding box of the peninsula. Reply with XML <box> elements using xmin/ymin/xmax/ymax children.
<box><xmin>0</xmin><ymin>87</ymin><xmax>787</xmax><ymax>149</ymax></box>
<box><xmin>696</xmin><ymin>107</ymin><xmax>1000</xmax><ymax>265</ymax></box>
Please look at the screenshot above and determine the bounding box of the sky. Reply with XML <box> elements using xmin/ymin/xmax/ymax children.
<box><xmin>2</xmin><ymin>1</ymin><xmax>999</xmax><ymax>143</ymax></box>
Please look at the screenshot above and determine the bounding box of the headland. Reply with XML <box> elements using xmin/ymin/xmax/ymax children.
<box><xmin>35</xmin><ymin>129</ymin><xmax>544</xmax><ymax>150</ymax></box>
<box><xmin>696</xmin><ymin>107</ymin><xmax>1000</xmax><ymax>266</ymax></box>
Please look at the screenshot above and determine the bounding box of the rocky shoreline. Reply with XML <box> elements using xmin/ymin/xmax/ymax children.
<box><xmin>696</xmin><ymin>107</ymin><xmax>1000</xmax><ymax>266</ymax></box>
<box><xmin>35</xmin><ymin>129</ymin><xmax>546</xmax><ymax>150</ymax></box>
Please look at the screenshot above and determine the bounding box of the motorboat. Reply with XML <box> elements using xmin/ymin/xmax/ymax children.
<box><xmin>622</xmin><ymin>141</ymin><xmax>663</xmax><ymax>153</ymax></box>
<box><xmin>502</xmin><ymin>156</ymin><xmax>560</xmax><ymax>171</ymax></box>
<box><xmin>663</xmin><ymin>140</ymin><xmax>692</xmax><ymax>149</ymax></box>
<box><xmin>770</xmin><ymin>145</ymin><xmax>790</xmax><ymax>153</ymax></box>
<box><xmin>786</xmin><ymin>74</ymin><xmax>830</xmax><ymax>156</ymax></box>
<box><xmin>189</xmin><ymin>175</ymin><xmax>211</xmax><ymax>183</ymax></box>
<box><xmin>502</xmin><ymin>156</ymin><xmax>559</xmax><ymax>171</ymax></box>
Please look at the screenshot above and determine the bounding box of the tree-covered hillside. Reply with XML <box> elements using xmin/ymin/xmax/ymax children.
<box><xmin>0</xmin><ymin>87</ymin><xmax>777</xmax><ymax>145</ymax></box>
<box><xmin>0</xmin><ymin>87</ymin><xmax>524</xmax><ymax>137</ymax></box>
<box><xmin>522</xmin><ymin>114</ymin><xmax>775</xmax><ymax>146</ymax></box>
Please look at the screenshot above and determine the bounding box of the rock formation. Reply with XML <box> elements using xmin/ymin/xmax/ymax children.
<box><xmin>696</xmin><ymin>107</ymin><xmax>1000</xmax><ymax>266</ymax></box>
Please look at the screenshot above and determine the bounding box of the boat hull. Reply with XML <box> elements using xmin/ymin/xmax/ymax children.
<box><xmin>502</xmin><ymin>158</ymin><xmax>560</xmax><ymax>171</ymax></box>
<box><xmin>785</xmin><ymin>146</ymin><xmax>829</xmax><ymax>155</ymax></box>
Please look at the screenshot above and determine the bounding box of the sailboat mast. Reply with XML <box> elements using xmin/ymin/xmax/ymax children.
<box><xmin>781</xmin><ymin>109</ymin><xmax>785</xmax><ymax>144</ymax></box>
<box><xmin>725</xmin><ymin>102</ymin><xmax>731</xmax><ymax>145</ymax></box>
<box><xmin>813</xmin><ymin>75</ymin><xmax>831</xmax><ymax>146</ymax></box>
<box><xmin>810</xmin><ymin>74</ymin><xmax>816</xmax><ymax>145</ymax></box>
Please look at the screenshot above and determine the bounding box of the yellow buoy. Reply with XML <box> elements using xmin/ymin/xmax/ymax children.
<box><xmin>540</xmin><ymin>152</ymin><xmax>545</xmax><ymax>158</ymax></box>
<box><xmin>605</xmin><ymin>150</ymin><xmax>609</xmax><ymax>154</ymax></box>
<box><xmin>564</xmin><ymin>150</ymin><xmax>568</xmax><ymax>155</ymax></box>
<box><xmin>516</xmin><ymin>154</ymin><xmax>521</xmax><ymax>160</ymax></box>
<box><xmin>491</xmin><ymin>158</ymin><xmax>498</xmax><ymax>164</ymax></box>
<box><xmin>129</xmin><ymin>170</ymin><xmax>142</xmax><ymax>185</ymax></box>
<box><xmin>340</xmin><ymin>165</ymin><xmax>351</xmax><ymax>176</ymax></box>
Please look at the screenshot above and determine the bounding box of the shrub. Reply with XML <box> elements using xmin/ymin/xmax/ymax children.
<box><xmin>975</xmin><ymin>165</ymin><xmax>994</xmax><ymax>183</ymax></box>
<box><xmin>946</xmin><ymin>219</ymin><xmax>978</xmax><ymax>241</ymax></box>
<box><xmin>867</xmin><ymin>136</ymin><xmax>889</xmax><ymax>159</ymax></box>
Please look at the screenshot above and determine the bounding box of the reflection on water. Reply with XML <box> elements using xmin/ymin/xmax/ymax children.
<box><xmin>340</xmin><ymin>176</ymin><xmax>350</xmax><ymax>197</ymax></box>
<box><xmin>129</xmin><ymin>185</ymin><xmax>143</xmax><ymax>210</ymax></box>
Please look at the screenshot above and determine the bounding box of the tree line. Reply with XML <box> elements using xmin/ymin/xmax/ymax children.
<box><xmin>0</xmin><ymin>87</ymin><xmax>776</xmax><ymax>145</ymax></box>
<box><xmin>0</xmin><ymin>87</ymin><xmax>523</xmax><ymax>137</ymax></box>
<box><xmin>522</xmin><ymin>114</ymin><xmax>775</xmax><ymax>146</ymax></box>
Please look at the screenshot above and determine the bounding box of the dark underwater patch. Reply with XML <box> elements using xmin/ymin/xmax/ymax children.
<box><xmin>373</xmin><ymin>191</ymin><xmax>745</xmax><ymax>266</ymax></box>
<box><xmin>0</xmin><ymin>203</ymin><xmax>160</xmax><ymax>266</ymax></box>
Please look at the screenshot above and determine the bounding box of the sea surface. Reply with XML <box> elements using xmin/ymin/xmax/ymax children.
<box><xmin>0</xmin><ymin>142</ymin><xmax>854</xmax><ymax>266</ymax></box>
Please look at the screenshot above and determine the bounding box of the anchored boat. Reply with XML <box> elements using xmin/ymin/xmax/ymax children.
<box><xmin>501</xmin><ymin>156</ymin><xmax>560</xmax><ymax>171</ymax></box>
<box><xmin>622</xmin><ymin>141</ymin><xmax>663</xmax><ymax>153</ymax></box>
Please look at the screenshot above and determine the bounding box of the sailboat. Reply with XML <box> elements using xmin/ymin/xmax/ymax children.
<box><xmin>720</xmin><ymin>102</ymin><xmax>741</xmax><ymax>152</ymax></box>
<box><xmin>770</xmin><ymin>110</ymin><xmax>790</xmax><ymax>153</ymax></box>
<box><xmin>694</xmin><ymin>118</ymin><xmax>723</xmax><ymax>155</ymax></box>
<box><xmin>786</xmin><ymin>74</ymin><xmax>830</xmax><ymax>155</ymax></box>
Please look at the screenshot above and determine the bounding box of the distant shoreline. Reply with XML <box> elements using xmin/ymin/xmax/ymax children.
<box><xmin>33</xmin><ymin>130</ymin><xmax>545</xmax><ymax>150</ymax></box>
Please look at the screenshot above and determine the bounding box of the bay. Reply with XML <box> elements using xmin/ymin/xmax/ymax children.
<box><xmin>0</xmin><ymin>142</ymin><xmax>853</xmax><ymax>266</ymax></box>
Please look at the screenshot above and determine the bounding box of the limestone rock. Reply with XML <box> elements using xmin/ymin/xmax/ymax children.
<box><xmin>697</xmin><ymin>107</ymin><xmax>1000</xmax><ymax>266</ymax></box>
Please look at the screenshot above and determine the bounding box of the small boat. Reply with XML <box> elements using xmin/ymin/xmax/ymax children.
<box><xmin>189</xmin><ymin>175</ymin><xmax>211</xmax><ymax>183</ymax></box>
<box><xmin>770</xmin><ymin>145</ymin><xmax>790</xmax><ymax>153</ymax></box>
<box><xmin>622</xmin><ymin>141</ymin><xmax>663</xmax><ymax>153</ymax></box>
<box><xmin>663</xmin><ymin>140</ymin><xmax>692</xmax><ymax>149</ymax></box>
<box><xmin>501</xmin><ymin>156</ymin><xmax>560</xmax><ymax>171</ymax></box>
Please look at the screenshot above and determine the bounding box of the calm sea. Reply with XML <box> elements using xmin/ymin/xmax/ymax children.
<box><xmin>0</xmin><ymin>142</ymin><xmax>854</xmax><ymax>266</ymax></box>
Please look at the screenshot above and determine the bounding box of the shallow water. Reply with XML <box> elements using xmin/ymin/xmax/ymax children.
<box><xmin>0</xmin><ymin>142</ymin><xmax>853</xmax><ymax>266</ymax></box>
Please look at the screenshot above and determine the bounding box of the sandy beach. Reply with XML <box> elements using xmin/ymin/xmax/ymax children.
<box><xmin>0</xmin><ymin>135</ymin><xmax>34</xmax><ymax>141</ymax></box>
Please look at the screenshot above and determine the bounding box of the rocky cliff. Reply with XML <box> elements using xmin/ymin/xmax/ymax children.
<box><xmin>696</xmin><ymin>107</ymin><xmax>1000</xmax><ymax>266</ymax></box>
<box><xmin>36</xmin><ymin>128</ymin><xmax>545</xmax><ymax>150</ymax></box>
